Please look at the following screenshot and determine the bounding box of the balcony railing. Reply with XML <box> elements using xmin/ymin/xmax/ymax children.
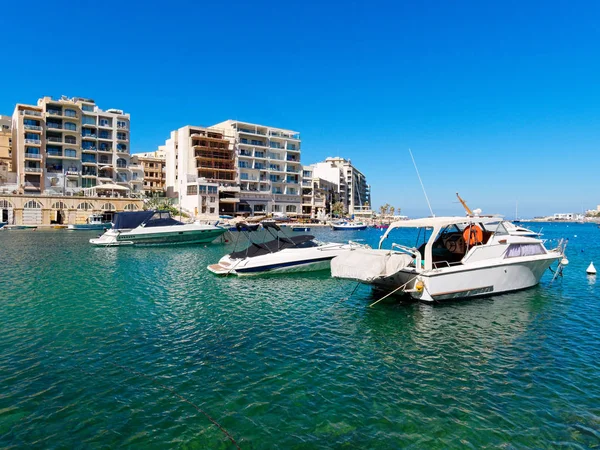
<box><xmin>47</xmin><ymin>110</ymin><xmax>62</xmax><ymax>116</ymax></box>
<box><xmin>24</xmin><ymin>153</ymin><xmax>42</xmax><ymax>160</ymax></box>
<box><xmin>65</xmin><ymin>170</ymin><xmax>80</xmax><ymax>176</ymax></box>
<box><xmin>25</xmin><ymin>139</ymin><xmax>41</xmax><ymax>145</ymax></box>
<box><xmin>82</xmin><ymin>147</ymin><xmax>97</xmax><ymax>152</ymax></box>
<box><xmin>25</xmin><ymin>167</ymin><xmax>43</xmax><ymax>173</ymax></box>
<box><xmin>21</xmin><ymin>110</ymin><xmax>42</xmax><ymax>117</ymax></box>
<box><xmin>46</xmin><ymin>123</ymin><xmax>63</xmax><ymax>129</ymax></box>
<box><xmin>24</xmin><ymin>181</ymin><xmax>41</xmax><ymax>188</ymax></box>
<box><xmin>82</xmin><ymin>134</ymin><xmax>97</xmax><ymax>138</ymax></box>
<box><xmin>47</xmin><ymin>137</ymin><xmax>62</xmax><ymax>143</ymax></box>
<box><xmin>24</xmin><ymin>124</ymin><xmax>43</xmax><ymax>131</ymax></box>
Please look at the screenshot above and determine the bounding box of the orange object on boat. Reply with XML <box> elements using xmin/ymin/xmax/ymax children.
<box><xmin>463</xmin><ymin>224</ymin><xmax>483</xmax><ymax>246</ymax></box>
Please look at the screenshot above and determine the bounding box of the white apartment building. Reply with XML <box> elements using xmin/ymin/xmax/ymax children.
<box><xmin>311</xmin><ymin>157</ymin><xmax>371</xmax><ymax>216</ymax></box>
<box><xmin>11</xmin><ymin>96</ymin><xmax>142</xmax><ymax>195</ymax></box>
<box><xmin>211</xmin><ymin>120</ymin><xmax>302</xmax><ymax>216</ymax></box>
<box><xmin>163</xmin><ymin>125</ymin><xmax>238</xmax><ymax>218</ymax></box>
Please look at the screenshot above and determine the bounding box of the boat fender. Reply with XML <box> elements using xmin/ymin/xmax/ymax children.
<box><xmin>463</xmin><ymin>225</ymin><xmax>483</xmax><ymax>246</ymax></box>
<box><xmin>415</xmin><ymin>281</ymin><xmax>424</xmax><ymax>292</ymax></box>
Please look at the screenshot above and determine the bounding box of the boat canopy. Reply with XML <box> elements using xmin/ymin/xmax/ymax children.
<box><xmin>113</xmin><ymin>210</ymin><xmax>182</xmax><ymax>230</ymax></box>
<box><xmin>380</xmin><ymin>216</ymin><xmax>500</xmax><ymax>245</ymax></box>
<box><xmin>230</xmin><ymin>235</ymin><xmax>316</xmax><ymax>259</ymax></box>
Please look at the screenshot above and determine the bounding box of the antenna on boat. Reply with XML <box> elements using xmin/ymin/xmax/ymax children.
<box><xmin>409</xmin><ymin>149</ymin><xmax>435</xmax><ymax>217</ymax></box>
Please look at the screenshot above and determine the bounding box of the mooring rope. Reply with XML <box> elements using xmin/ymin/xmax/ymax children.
<box><xmin>110</xmin><ymin>362</ymin><xmax>241</xmax><ymax>449</ymax></box>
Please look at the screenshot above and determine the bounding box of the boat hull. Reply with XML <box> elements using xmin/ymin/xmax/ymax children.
<box><xmin>68</xmin><ymin>224</ymin><xmax>112</xmax><ymax>230</ymax></box>
<box><xmin>331</xmin><ymin>225</ymin><xmax>367</xmax><ymax>231</ymax></box>
<box><xmin>90</xmin><ymin>227</ymin><xmax>225</xmax><ymax>246</ymax></box>
<box><xmin>208</xmin><ymin>243</ymin><xmax>361</xmax><ymax>276</ymax></box>
<box><xmin>370</xmin><ymin>254</ymin><xmax>561</xmax><ymax>302</ymax></box>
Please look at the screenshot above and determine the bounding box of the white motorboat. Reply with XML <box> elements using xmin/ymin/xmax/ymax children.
<box><xmin>90</xmin><ymin>210</ymin><xmax>226</xmax><ymax>246</ymax></box>
<box><xmin>208</xmin><ymin>222</ymin><xmax>368</xmax><ymax>276</ymax></box>
<box><xmin>330</xmin><ymin>221</ymin><xmax>367</xmax><ymax>231</ymax></box>
<box><xmin>331</xmin><ymin>216</ymin><xmax>566</xmax><ymax>302</ymax></box>
<box><xmin>68</xmin><ymin>213</ymin><xmax>113</xmax><ymax>230</ymax></box>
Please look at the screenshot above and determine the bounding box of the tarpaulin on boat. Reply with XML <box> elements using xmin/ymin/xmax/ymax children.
<box><xmin>229</xmin><ymin>235</ymin><xmax>316</xmax><ymax>259</ymax></box>
<box><xmin>112</xmin><ymin>210</ymin><xmax>182</xmax><ymax>230</ymax></box>
<box><xmin>331</xmin><ymin>249</ymin><xmax>413</xmax><ymax>282</ymax></box>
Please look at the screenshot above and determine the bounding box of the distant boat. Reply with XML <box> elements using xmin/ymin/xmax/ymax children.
<box><xmin>513</xmin><ymin>201</ymin><xmax>522</xmax><ymax>223</ymax></box>
<box><xmin>331</xmin><ymin>221</ymin><xmax>367</xmax><ymax>231</ymax></box>
<box><xmin>3</xmin><ymin>225</ymin><xmax>37</xmax><ymax>230</ymax></box>
<box><xmin>68</xmin><ymin>213</ymin><xmax>112</xmax><ymax>231</ymax></box>
<box><xmin>0</xmin><ymin>221</ymin><xmax>6</xmax><ymax>229</ymax></box>
<box><xmin>373</xmin><ymin>224</ymin><xmax>390</xmax><ymax>229</ymax></box>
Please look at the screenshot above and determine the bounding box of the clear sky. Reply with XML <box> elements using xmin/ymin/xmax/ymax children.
<box><xmin>1</xmin><ymin>0</ymin><xmax>599</xmax><ymax>217</ymax></box>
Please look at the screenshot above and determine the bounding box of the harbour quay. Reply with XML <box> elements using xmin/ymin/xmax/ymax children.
<box><xmin>0</xmin><ymin>193</ymin><xmax>143</xmax><ymax>226</ymax></box>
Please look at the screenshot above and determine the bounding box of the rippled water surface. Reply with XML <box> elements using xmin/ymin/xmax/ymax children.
<box><xmin>1</xmin><ymin>223</ymin><xmax>600</xmax><ymax>448</ymax></box>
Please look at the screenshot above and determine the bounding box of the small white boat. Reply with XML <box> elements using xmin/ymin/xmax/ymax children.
<box><xmin>208</xmin><ymin>222</ymin><xmax>367</xmax><ymax>276</ymax></box>
<box><xmin>330</xmin><ymin>221</ymin><xmax>367</xmax><ymax>231</ymax></box>
<box><xmin>68</xmin><ymin>213</ymin><xmax>113</xmax><ymax>231</ymax></box>
<box><xmin>3</xmin><ymin>225</ymin><xmax>37</xmax><ymax>230</ymax></box>
<box><xmin>90</xmin><ymin>210</ymin><xmax>226</xmax><ymax>246</ymax></box>
<box><xmin>331</xmin><ymin>216</ymin><xmax>566</xmax><ymax>302</ymax></box>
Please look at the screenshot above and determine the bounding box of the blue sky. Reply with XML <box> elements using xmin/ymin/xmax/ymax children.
<box><xmin>1</xmin><ymin>0</ymin><xmax>599</xmax><ymax>217</ymax></box>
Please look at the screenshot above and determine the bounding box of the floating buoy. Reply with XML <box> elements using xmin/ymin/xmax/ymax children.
<box><xmin>586</xmin><ymin>262</ymin><xmax>596</xmax><ymax>275</ymax></box>
<box><xmin>561</xmin><ymin>257</ymin><xmax>569</xmax><ymax>266</ymax></box>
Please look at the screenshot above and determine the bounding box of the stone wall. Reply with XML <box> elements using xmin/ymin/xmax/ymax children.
<box><xmin>0</xmin><ymin>194</ymin><xmax>144</xmax><ymax>225</ymax></box>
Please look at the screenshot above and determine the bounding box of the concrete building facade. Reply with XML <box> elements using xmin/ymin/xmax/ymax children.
<box><xmin>163</xmin><ymin>125</ymin><xmax>238</xmax><ymax>219</ymax></box>
<box><xmin>301</xmin><ymin>165</ymin><xmax>339</xmax><ymax>219</ymax></box>
<box><xmin>211</xmin><ymin>120</ymin><xmax>302</xmax><ymax>216</ymax></box>
<box><xmin>10</xmin><ymin>96</ymin><xmax>143</xmax><ymax>196</ymax></box>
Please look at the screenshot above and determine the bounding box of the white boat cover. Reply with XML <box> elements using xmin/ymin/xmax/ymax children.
<box><xmin>330</xmin><ymin>249</ymin><xmax>413</xmax><ymax>282</ymax></box>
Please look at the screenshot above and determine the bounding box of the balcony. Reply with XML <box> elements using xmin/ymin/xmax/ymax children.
<box><xmin>82</xmin><ymin>134</ymin><xmax>97</xmax><ymax>139</ymax></box>
<box><xmin>47</xmin><ymin>109</ymin><xmax>62</xmax><ymax>117</ymax></box>
<box><xmin>25</xmin><ymin>139</ymin><xmax>41</xmax><ymax>145</ymax></box>
<box><xmin>238</xmin><ymin>128</ymin><xmax>267</xmax><ymax>136</ymax></box>
<box><xmin>24</xmin><ymin>181</ymin><xmax>41</xmax><ymax>190</ymax></box>
<box><xmin>46</xmin><ymin>137</ymin><xmax>63</xmax><ymax>143</ymax></box>
<box><xmin>24</xmin><ymin>152</ymin><xmax>42</xmax><ymax>160</ymax></box>
<box><xmin>46</xmin><ymin>123</ymin><xmax>63</xmax><ymax>130</ymax></box>
<box><xmin>24</xmin><ymin>124</ymin><xmax>43</xmax><ymax>132</ymax></box>
<box><xmin>82</xmin><ymin>161</ymin><xmax>97</xmax><ymax>166</ymax></box>
<box><xmin>82</xmin><ymin>147</ymin><xmax>97</xmax><ymax>152</ymax></box>
<box><xmin>116</xmin><ymin>134</ymin><xmax>127</xmax><ymax>141</ymax></box>
<box><xmin>25</xmin><ymin>167</ymin><xmax>43</xmax><ymax>173</ymax></box>
<box><xmin>65</xmin><ymin>170</ymin><xmax>80</xmax><ymax>176</ymax></box>
<box><xmin>117</xmin><ymin>123</ymin><xmax>128</xmax><ymax>130</ymax></box>
<box><xmin>21</xmin><ymin>109</ymin><xmax>42</xmax><ymax>117</ymax></box>
<box><xmin>98</xmin><ymin>148</ymin><xmax>113</xmax><ymax>153</ymax></box>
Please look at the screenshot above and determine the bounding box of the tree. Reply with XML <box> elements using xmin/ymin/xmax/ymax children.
<box><xmin>332</xmin><ymin>201</ymin><xmax>345</xmax><ymax>217</ymax></box>
<box><xmin>390</xmin><ymin>206</ymin><xmax>395</xmax><ymax>216</ymax></box>
<box><xmin>379</xmin><ymin>203</ymin><xmax>390</xmax><ymax>217</ymax></box>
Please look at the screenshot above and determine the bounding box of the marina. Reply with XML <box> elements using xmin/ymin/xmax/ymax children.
<box><xmin>1</xmin><ymin>222</ymin><xmax>599</xmax><ymax>448</ymax></box>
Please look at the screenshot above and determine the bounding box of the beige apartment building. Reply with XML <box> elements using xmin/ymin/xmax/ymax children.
<box><xmin>0</xmin><ymin>115</ymin><xmax>13</xmax><ymax>184</ymax></box>
<box><xmin>211</xmin><ymin>120</ymin><xmax>302</xmax><ymax>216</ymax></box>
<box><xmin>11</xmin><ymin>96</ymin><xmax>143</xmax><ymax>196</ymax></box>
<box><xmin>131</xmin><ymin>148</ymin><xmax>167</xmax><ymax>195</ymax></box>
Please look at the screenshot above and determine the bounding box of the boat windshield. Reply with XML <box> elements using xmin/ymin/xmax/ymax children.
<box><xmin>229</xmin><ymin>235</ymin><xmax>317</xmax><ymax>259</ymax></box>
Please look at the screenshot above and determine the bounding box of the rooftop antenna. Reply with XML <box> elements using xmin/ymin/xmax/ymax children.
<box><xmin>409</xmin><ymin>149</ymin><xmax>434</xmax><ymax>217</ymax></box>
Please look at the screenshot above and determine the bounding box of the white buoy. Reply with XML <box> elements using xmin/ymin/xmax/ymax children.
<box><xmin>586</xmin><ymin>262</ymin><xmax>596</xmax><ymax>275</ymax></box>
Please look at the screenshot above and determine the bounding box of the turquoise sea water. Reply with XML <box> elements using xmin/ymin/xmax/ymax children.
<box><xmin>1</xmin><ymin>223</ymin><xmax>599</xmax><ymax>448</ymax></box>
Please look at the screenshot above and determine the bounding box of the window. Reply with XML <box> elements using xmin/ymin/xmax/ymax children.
<box><xmin>25</xmin><ymin>133</ymin><xmax>39</xmax><ymax>140</ymax></box>
<box><xmin>255</xmin><ymin>151</ymin><xmax>265</xmax><ymax>158</ymax></box>
<box><xmin>187</xmin><ymin>185</ymin><xmax>198</xmax><ymax>195</ymax></box>
<box><xmin>209</xmin><ymin>196</ymin><xmax>215</xmax><ymax>203</ymax></box>
<box><xmin>286</xmin><ymin>205</ymin><xmax>297</xmax><ymax>213</ymax></box>
<box><xmin>303</xmin><ymin>171</ymin><xmax>311</xmax><ymax>178</ymax></box>
<box><xmin>82</xmin><ymin>104</ymin><xmax>94</xmax><ymax>112</ymax></box>
<box><xmin>199</xmin><ymin>185</ymin><xmax>207</xmax><ymax>194</ymax></box>
<box><xmin>240</xmin><ymin>173</ymin><xmax>249</xmax><ymax>180</ymax></box>
<box><xmin>101</xmin><ymin>203</ymin><xmax>116</xmax><ymax>211</ymax></box>
<box><xmin>288</xmin><ymin>144</ymin><xmax>296</xmax><ymax>150</ymax></box>
<box><xmin>272</xmin><ymin>205</ymin><xmax>282</xmax><ymax>212</ymax></box>
<box><xmin>64</xmin><ymin>109</ymin><xmax>77</xmax><ymax>118</ymax></box>
<box><xmin>117</xmin><ymin>132</ymin><xmax>127</xmax><ymax>140</ymax></box>
<box><xmin>65</xmin><ymin>149</ymin><xmax>77</xmax><ymax>158</ymax></box>
<box><xmin>24</xmin><ymin>200</ymin><xmax>42</xmax><ymax>209</ymax></box>
<box><xmin>100</xmin><ymin>118</ymin><xmax>110</xmax><ymax>127</ymax></box>
<box><xmin>64</xmin><ymin>122</ymin><xmax>77</xmax><ymax>131</ymax></box>
<box><xmin>52</xmin><ymin>201</ymin><xmax>67</xmax><ymax>209</ymax></box>
<box><xmin>207</xmin><ymin>186</ymin><xmax>218</xmax><ymax>194</ymax></box>
<box><xmin>82</xmin><ymin>116</ymin><xmax>96</xmax><ymax>125</ymax></box>
<box><xmin>254</xmin><ymin>204</ymin><xmax>266</xmax><ymax>212</ymax></box>
<box><xmin>117</xmin><ymin>121</ymin><xmax>127</xmax><ymax>128</ymax></box>
<box><xmin>209</xmin><ymin>207</ymin><xmax>215</xmax><ymax>214</ymax></box>
<box><xmin>270</xmin><ymin>142</ymin><xmax>281</xmax><ymax>149</ymax></box>
<box><xmin>505</xmin><ymin>244</ymin><xmax>545</xmax><ymax>258</ymax></box>
<box><xmin>77</xmin><ymin>202</ymin><xmax>93</xmax><ymax>211</ymax></box>
<box><xmin>239</xmin><ymin>161</ymin><xmax>249</xmax><ymax>168</ymax></box>
<box><xmin>99</xmin><ymin>131</ymin><xmax>110</xmax><ymax>139</ymax></box>
<box><xmin>124</xmin><ymin>203</ymin><xmax>138</xmax><ymax>211</ymax></box>
<box><xmin>65</xmin><ymin>135</ymin><xmax>77</xmax><ymax>144</ymax></box>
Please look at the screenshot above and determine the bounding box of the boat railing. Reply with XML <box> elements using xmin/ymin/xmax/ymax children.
<box><xmin>432</xmin><ymin>260</ymin><xmax>463</xmax><ymax>269</ymax></box>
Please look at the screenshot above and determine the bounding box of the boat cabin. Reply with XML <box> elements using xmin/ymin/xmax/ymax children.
<box><xmin>379</xmin><ymin>217</ymin><xmax>547</xmax><ymax>271</ymax></box>
<box><xmin>112</xmin><ymin>210</ymin><xmax>183</xmax><ymax>230</ymax></box>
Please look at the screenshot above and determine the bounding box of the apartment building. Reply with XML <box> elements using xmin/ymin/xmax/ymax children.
<box><xmin>11</xmin><ymin>96</ymin><xmax>142</xmax><ymax>195</ymax></box>
<box><xmin>131</xmin><ymin>148</ymin><xmax>167</xmax><ymax>195</ymax></box>
<box><xmin>311</xmin><ymin>157</ymin><xmax>371</xmax><ymax>216</ymax></box>
<box><xmin>301</xmin><ymin>165</ymin><xmax>339</xmax><ymax>219</ymax></box>
<box><xmin>163</xmin><ymin>125</ymin><xmax>238</xmax><ymax>218</ymax></box>
<box><xmin>0</xmin><ymin>115</ymin><xmax>13</xmax><ymax>184</ymax></box>
<box><xmin>211</xmin><ymin>120</ymin><xmax>302</xmax><ymax>216</ymax></box>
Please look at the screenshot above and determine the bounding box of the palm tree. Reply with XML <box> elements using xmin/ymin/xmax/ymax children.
<box><xmin>390</xmin><ymin>206</ymin><xmax>395</xmax><ymax>216</ymax></box>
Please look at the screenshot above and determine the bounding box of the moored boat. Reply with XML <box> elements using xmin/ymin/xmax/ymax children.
<box><xmin>330</xmin><ymin>221</ymin><xmax>367</xmax><ymax>231</ymax></box>
<box><xmin>68</xmin><ymin>213</ymin><xmax>113</xmax><ymax>231</ymax></box>
<box><xmin>90</xmin><ymin>210</ymin><xmax>226</xmax><ymax>246</ymax></box>
<box><xmin>208</xmin><ymin>221</ymin><xmax>368</xmax><ymax>276</ymax></box>
<box><xmin>331</xmin><ymin>216</ymin><xmax>566</xmax><ymax>302</ymax></box>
